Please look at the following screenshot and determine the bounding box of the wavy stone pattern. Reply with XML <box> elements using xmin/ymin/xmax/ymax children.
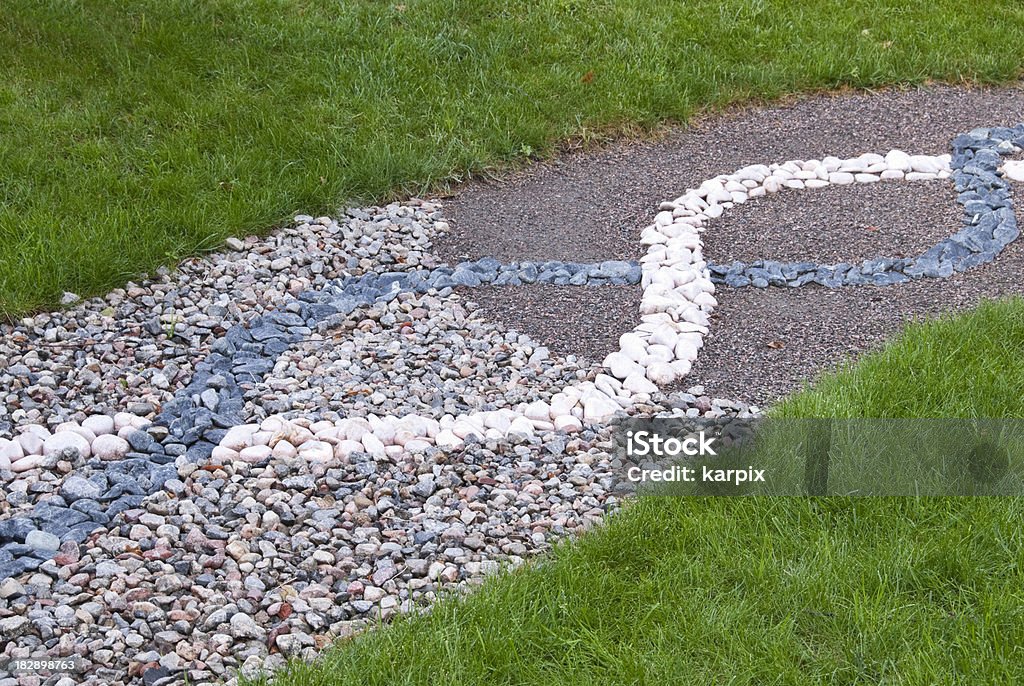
<box><xmin>3</xmin><ymin>124</ymin><xmax>1023</xmax><ymax>580</ymax></box>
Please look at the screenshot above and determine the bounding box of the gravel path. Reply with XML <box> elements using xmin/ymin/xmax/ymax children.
<box><xmin>435</xmin><ymin>83</ymin><xmax>1024</xmax><ymax>267</ymax></box>
<box><xmin>437</xmin><ymin>82</ymin><xmax>1024</xmax><ymax>399</ymax></box>
<box><xmin>705</xmin><ymin>180</ymin><xmax>962</xmax><ymax>264</ymax></box>
<box><xmin>462</xmin><ymin>284</ymin><xmax>642</xmax><ymax>361</ymax></box>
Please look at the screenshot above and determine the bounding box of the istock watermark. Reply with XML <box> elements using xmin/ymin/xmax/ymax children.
<box><xmin>611</xmin><ymin>418</ymin><xmax>1024</xmax><ymax>496</ymax></box>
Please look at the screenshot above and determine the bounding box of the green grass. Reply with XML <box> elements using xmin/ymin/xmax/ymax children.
<box><xmin>3</xmin><ymin>1</ymin><xmax>1024</xmax><ymax>316</ymax></box>
<box><xmin>254</xmin><ymin>299</ymin><xmax>1024</xmax><ymax>685</ymax></box>
<box><xmin>778</xmin><ymin>298</ymin><xmax>1024</xmax><ymax>419</ymax></box>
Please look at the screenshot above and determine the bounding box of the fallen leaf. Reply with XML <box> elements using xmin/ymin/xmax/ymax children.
<box><xmin>581</xmin><ymin>70</ymin><xmax>595</xmax><ymax>84</ymax></box>
<box><xmin>767</xmin><ymin>340</ymin><xmax>785</xmax><ymax>349</ymax></box>
<box><xmin>865</xmin><ymin>225</ymin><xmax>879</xmax><ymax>232</ymax></box>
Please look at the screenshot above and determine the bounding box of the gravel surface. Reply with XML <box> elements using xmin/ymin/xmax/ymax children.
<box><xmin>435</xmin><ymin>82</ymin><xmax>1024</xmax><ymax>265</ymax></box>
<box><xmin>437</xmin><ymin>82</ymin><xmax>1024</xmax><ymax>402</ymax></box>
<box><xmin>688</xmin><ymin>177</ymin><xmax>1024</xmax><ymax>404</ymax></box>
<box><xmin>704</xmin><ymin>180</ymin><xmax>962</xmax><ymax>264</ymax></box>
<box><xmin>462</xmin><ymin>285</ymin><xmax>642</xmax><ymax>361</ymax></box>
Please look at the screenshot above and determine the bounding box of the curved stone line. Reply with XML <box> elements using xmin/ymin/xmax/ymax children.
<box><xmin>6</xmin><ymin>125</ymin><xmax>1023</xmax><ymax>581</ymax></box>
<box><xmin>0</xmin><ymin>257</ymin><xmax>645</xmax><ymax>578</ymax></box>
<box><xmin>706</xmin><ymin>124</ymin><xmax>1024</xmax><ymax>289</ymax></box>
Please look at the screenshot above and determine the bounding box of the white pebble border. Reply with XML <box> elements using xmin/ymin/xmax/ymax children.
<box><xmin>177</xmin><ymin>151</ymin><xmax>963</xmax><ymax>464</ymax></box>
<box><xmin>3</xmin><ymin>149</ymin><xmax>1000</xmax><ymax>475</ymax></box>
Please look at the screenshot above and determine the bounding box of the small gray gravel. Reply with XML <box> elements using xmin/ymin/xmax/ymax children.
<box><xmin>463</xmin><ymin>284</ymin><xmax>642</xmax><ymax>362</ymax></box>
<box><xmin>705</xmin><ymin>180</ymin><xmax>963</xmax><ymax>265</ymax></box>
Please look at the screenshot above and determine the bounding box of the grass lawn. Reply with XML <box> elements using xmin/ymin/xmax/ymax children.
<box><xmin>3</xmin><ymin>1</ymin><xmax>1024</xmax><ymax>316</ymax></box>
<box><xmin>254</xmin><ymin>299</ymin><xmax>1024</xmax><ymax>685</ymax></box>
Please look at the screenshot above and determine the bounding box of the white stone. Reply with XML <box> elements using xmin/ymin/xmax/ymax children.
<box><xmin>822</xmin><ymin>156</ymin><xmax>842</xmax><ymax>172</ymax></box>
<box><xmin>0</xmin><ymin>438</ymin><xmax>24</xmax><ymax>463</ymax></box>
<box><xmin>361</xmin><ymin>434</ymin><xmax>387</xmax><ymax>456</ymax></box>
<box><xmin>828</xmin><ymin>172</ymin><xmax>855</xmax><ymax>185</ymax></box>
<box><xmin>212</xmin><ymin>445</ymin><xmax>241</xmax><ymax>461</ymax></box>
<box><xmin>92</xmin><ymin>434</ymin><xmax>129</xmax><ymax>461</ymax></box>
<box><xmin>762</xmin><ymin>177</ymin><xmax>781</xmax><ymax>193</ymax></box>
<box><xmin>452</xmin><ymin>418</ymin><xmax>485</xmax><ymax>440</ymax></box>
<box><xmin>113</xmin><ymin>412</ymin><xmax>136</xmax><ymax>431</ymax></box>
<box><xmin>82</xmin><ymin>415</ymin><xmax>115</xmax><ymax>436</ymax></box>
<box><xmin>582</xmin><ymin>392</ymin><xmax>621</xmax><ymax>422</ymax></box>
<box><xmin>273</xmin><ymin>440</ymin><xmax>297</xmax><ymax>458</ymax></box>
<box><xmin>618</xmin><ymin>332</ymin><xmax>647</xmax><ymax>363</ymax></box>
<box><xmin>854</xmin><ymin>173</ymin><xmax>879</xmax><ymax>183</ymax></box>
<box><xmin>524</xmin><ymin>401</ymin><xmax>550</xmax><ymax>422</ymax></box>
<box><xmin>645</xmin><ymin>361</ymin><xmax>676</xmax><ymax>385</ymax></box>
<box><xmin>236</xmin><ymin>445</ymin><xmax>270</xmax><ymax>462</ymax></box>
<box><xmin>905</xmin><ymin>172</ymin><xmax>937</xmax><ymax>181</ymax></box>
<box><xmin>885</xmin><ymin>149</ymin><xmax>911</xmax><ymax>172</ymax></box>
<box><xmin>434</xmin><ymin>429</ymin><xmax>463</xmax><ymax>450</ymax></box>
<box><xmin>1002</xmin><ymin>160</ymin><xmax>1024</xmax><ymax>182</ymax></box>
<box><xmin>880</xmin><ymin>169</ymin><xmax>904</xmax><ymax>180</ymax></box>
<box><xmin>671</xmin><ymin>359</ymin><xmax>693</xmax><ymax>378</ymax></box>
<box><xmin>909</xmin><ymin>155</ymin><xmax>942</xmax><ymax>174</ymax></box>
<box><xmin>550</xmin><ymin>392</ymin><xmax>578</xmax><ymax>417</ymax></box>
<box><xmin>674</xmin><ymin>339</ymin><xmax>700</xmax><ymax>361</ymax></box>
<box><xmin>221</xmin><ymin>424</ymin><xmax>259</xmax><ymax>451</ymax></box>
<box><xmin>300</xmin><ymin>441</ymin><xmax>334</xmax><ymax>461</ymax></box>
<box><xmin>405</xmin><ymin>439</ymin><xmax>432</xmax><ymax>452</ymax></box>
<box><xmin>554</xmin><ymin>415</ymin><xmax>583</xmax><ymax>433</ymax></box>
<box><xmin>334</xmin><ymin>439</ymin><xmax>363</xmax><ymax>458</ymax></box>
<box><xmin>508</xmin><ymin>416</ymin><xmax>535</xmax><ymax>436</ymax></box>
<box><xmin>804</xmin><ymin>179</ymin><xmax>829</xmax><ymax>189</ymax></box>
<box><xmin>603</xmin><ymin>351</ymin><xmax>641</xmax><ymax>380</ymax></box>
<box><xmin>43</xmin><ymin>431</ymin><xmax>91</xmax><ymax>459</ymax></box>
<box><xmin>10</xmin><ymin>454</ymin><xmax>43</xmax><ymax>473</ymax></box>
<box><xmin>623</xmin><ymin>372</ymin><xmax>658</xmax><ymax>395</ymax></box>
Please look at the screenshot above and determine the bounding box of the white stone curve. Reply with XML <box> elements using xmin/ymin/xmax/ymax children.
<box><xmin>3</xmin><ymin>149</ymin><xmax>980</xmax><ymax>466</ymax></box>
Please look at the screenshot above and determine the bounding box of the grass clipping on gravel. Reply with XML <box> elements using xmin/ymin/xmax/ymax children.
<box><xmin>4</xmin><ymin>1</ymin><xmax>1024</xmax><ymax>316</ymax></box>
<box><xmin>252</xmin><ymin>299</ymin><xmax>1024</xmax><ymax>686</ymax></box>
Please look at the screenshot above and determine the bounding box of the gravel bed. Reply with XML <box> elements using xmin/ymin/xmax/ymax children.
<box><xmin>462</xmin><ymin>284</ymin><xmax>643</xmax><ymax>361</ymax></box>
<box><xmin>688</xmin><ymin>177</ymin><xmax>1024</xmax><ymax>404</ymax></box>
<box><xmin>0</xmin><ymin>212</ymin><xmax>441</xmax><ymax>435</ymax></box>
<box><xmin>704</xmin><ymin>180</ymin><xmax>962</xmax><ymax>264</ymax></box>
<box><xmin>241</xmin><ymin>292</ymin><xmax>595</xmax><ymax>421</ymax></box>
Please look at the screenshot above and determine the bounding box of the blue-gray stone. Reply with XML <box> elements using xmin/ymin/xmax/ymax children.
<box><xmin>0</xmin><ymin>558</ymin><xmax>41</xmax><ymax>579</ymax></box>
<box><xmin>186</xmin><ymin>442</ymin><xmax>215</xmax><ymax>462</ymax></box>
<box><xmin>599</xmin><ymin>260</ymin><xmax>635</xmax><ymax>279</ymax></box>
<box><xmin>126</xmin><ymin>430</ymin><xmax>157</xmax><ymax>453</ymax></box>
<box><xmin>32</xmin><ymin>503</ymin><xmax>89</xmax><ymax>528</ymax></box>
<box><xmin>0</xmin><ymin>518</ymin><xmax>35</xmax><ymax>543</ymax></box>
<box><xmin>724</xmin><ymin>273</ymin><xmax>751</xmax><ymax>288</ymax></box>
<box><xmin>59</xmin><ymin>475</ymin><xmax>103</xmax><ymax>503</ymax></box>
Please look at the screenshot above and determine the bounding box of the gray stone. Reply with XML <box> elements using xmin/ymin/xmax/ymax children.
<box><xmin>25</xmin><ymin>529</ymin><xmax>60</xmax><ymax>552</ymax></box>
<box><xmin>60</xmin><ymin>475</ymin><xmax>103</xmax><ymax>502</ymax></box>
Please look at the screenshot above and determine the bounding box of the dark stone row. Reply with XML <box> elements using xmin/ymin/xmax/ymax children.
<box><xmin>708</xmin><ymin>124</ymin><xmax>1024</xmax><ymax>289</ymax></box>
<box><xmin>0</xmin><ymin>257</ymin><xmax>641</xmax><ymax>579</ymax></box>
